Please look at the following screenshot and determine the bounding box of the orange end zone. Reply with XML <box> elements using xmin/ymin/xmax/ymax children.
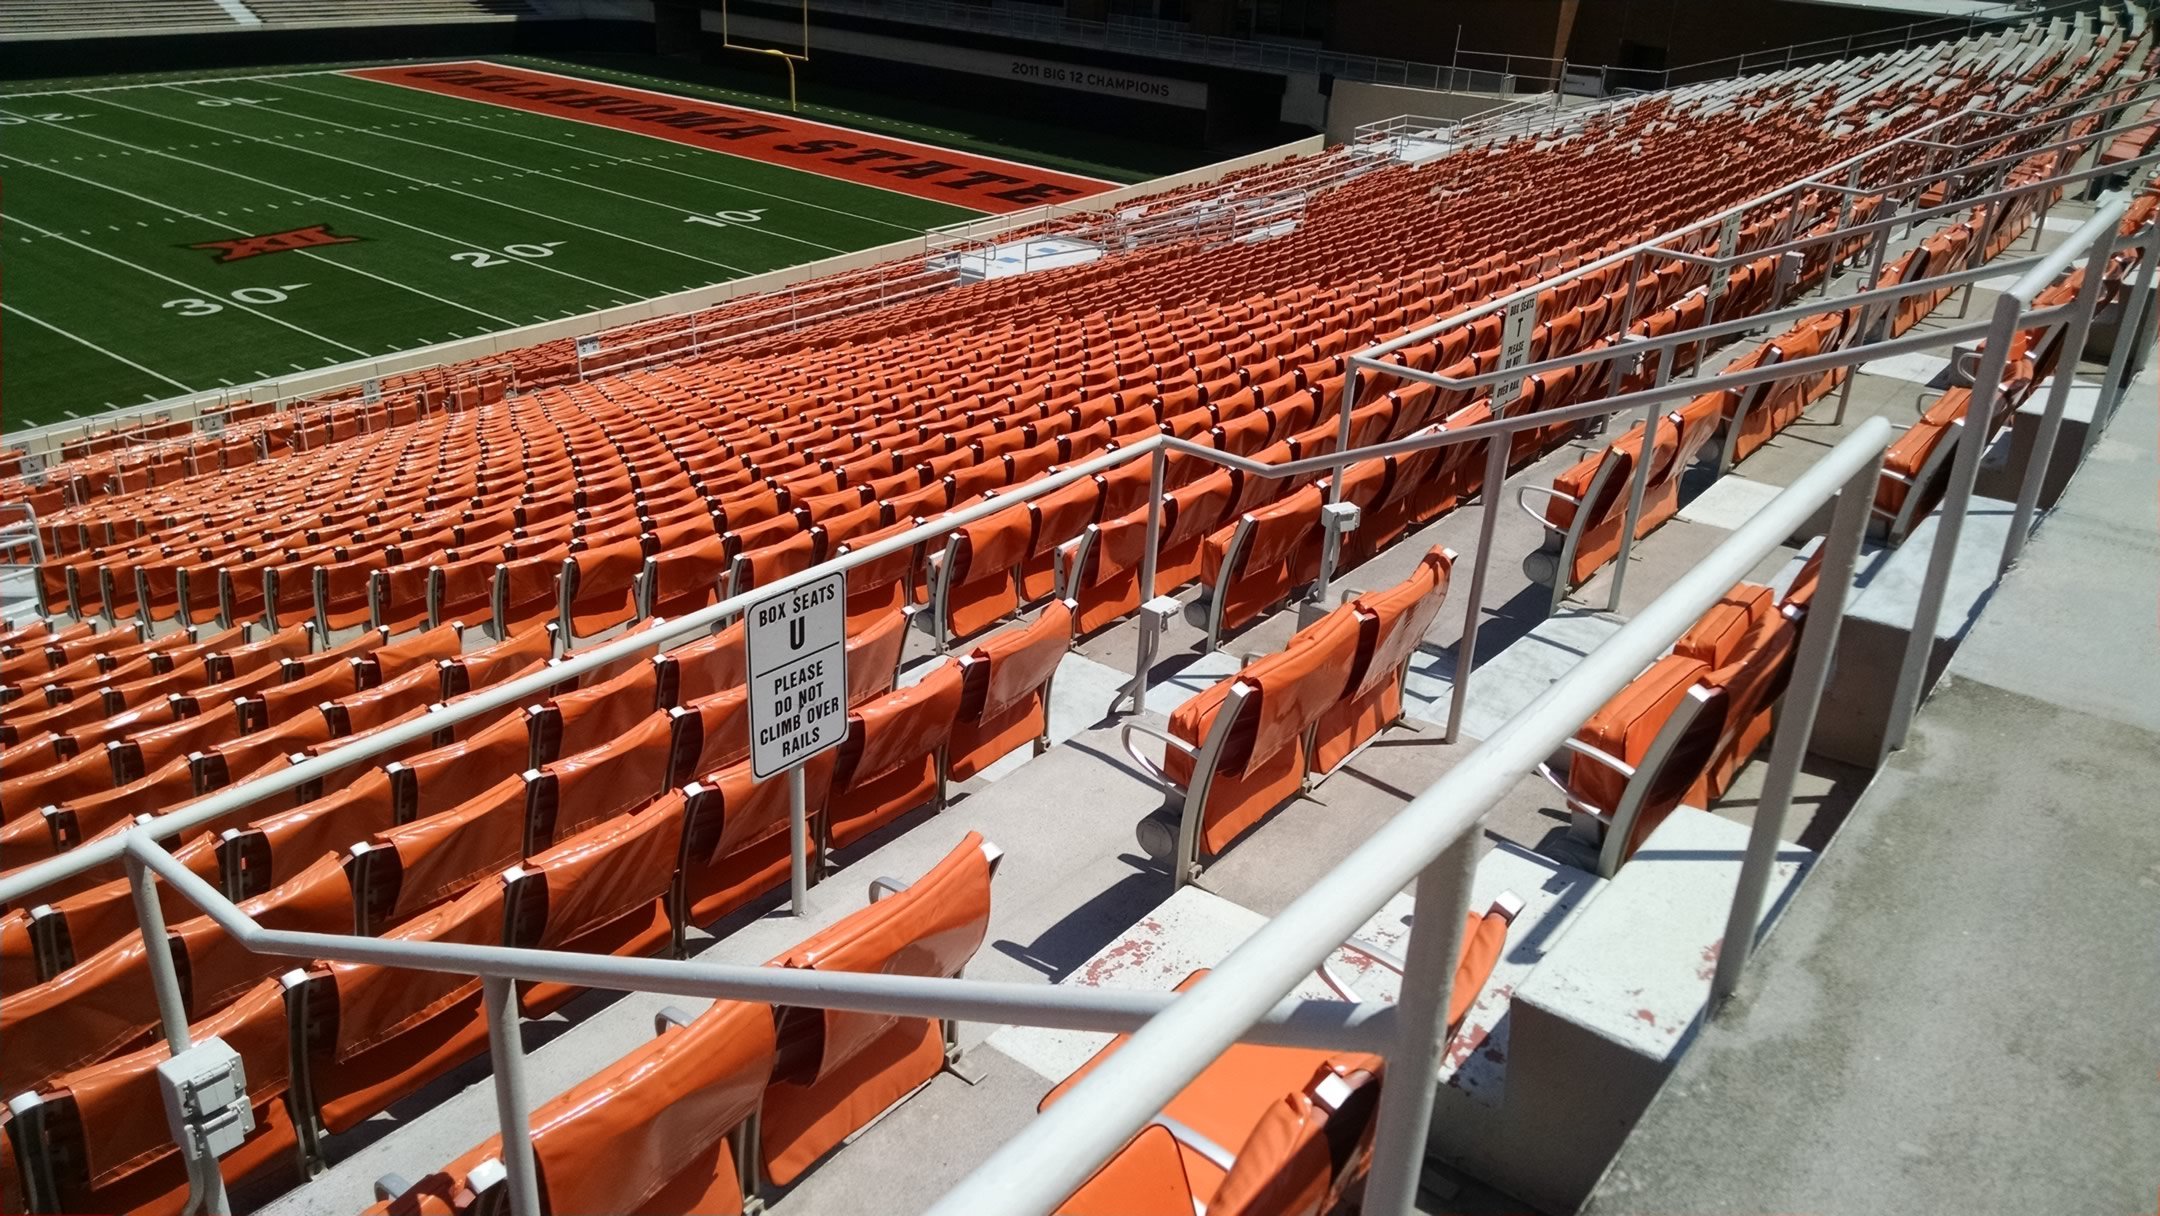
<box><xmin>344</xmin><ymin>61</ymin><xmax>1119</xmax><ymax>215</ymax></box>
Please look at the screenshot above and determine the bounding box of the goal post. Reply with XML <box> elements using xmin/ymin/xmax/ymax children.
<box><xmin>721</xmin><ymin>0</ymin><xmax>809</xmax><ymax>111</ymax></box>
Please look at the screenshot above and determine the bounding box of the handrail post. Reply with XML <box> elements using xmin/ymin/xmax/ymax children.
<box><xmin>1607</xmin><ymin>350</ymin><xmax>1674</xmax><ymax>613</ymax></box>
<box><xmin>1359</xmin><ymin>831</ymin><xmax>1479</xmax><ymax>1212</ymax></box>
<box><xmin>1312</xmin><ymin>355</ymin><xmax>1362</xmax><ymax>605</ymax></box>
<box><xmin>1708</xmin><ymin>446</ymin><xmax>1879</xmax><ymax>1010</ymax></box>
<box><xmin>483</xmin><ymin>976</ymin><xmax>544</xmax><ymax>1216</ymax></box>
<box><xmin>2001</xmin><ymin>225</ymin><xmax>2112</xmax><ymax>571</ymax></box>
<box><xmin>126</xmin><ymin>850</ymin><xmax>236</xmax><ymax>1216</ymax></box>
<box><xmin>1444</xmin><ymin>437</ymin><xmax>1511</xmax><ymax>744</ymax></box>
<box><xmin>2097</xmin><ymin>232</ymin><xmax>2157</xmax><ymax>421</ymax></box>
<box><xmin>125</xmin><ymin>853</ymin><xmax>193</xmax><ymax>1056</ymax></box>
<box><xmin>1125</xmin><ymin>443</ymin><xmax>1168</xmax><ymax>714</ymax></box>
<box><xmin>1884</xmin><ymin>292</ymin><xmax>2022</xmax><ymax>753</ymax></box>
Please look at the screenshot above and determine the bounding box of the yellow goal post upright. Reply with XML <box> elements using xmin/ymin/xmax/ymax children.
<box><xmin>721</xmin><ymin>0</ymin><xmax>809</xmax><ymax>111</ymax></box>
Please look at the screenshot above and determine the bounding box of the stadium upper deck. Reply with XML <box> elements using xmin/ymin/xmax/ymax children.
<box><xmin>0</xmin><ymin>4</ymin><xmax>2156</xmax><ymax>1215</ymax></box>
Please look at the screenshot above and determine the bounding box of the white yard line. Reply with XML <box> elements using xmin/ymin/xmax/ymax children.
<box><xmin>2</xmin><ymin>302</ymin><xmax>198</xmax><ymax>393</ymax></box>
<box><xmin>8</xmin><ymin>210</ymin><xmax>374</xmax><ymax>357</ymax></box>
<box><xmin>211</xmin><ymin>0</ymin><xmax>264</xmax><ymax>25</ymax></box>
<box><xmin>0</xmin><ymin>146</ymin><xmax>520</xmax><ymax>329</ymax></box>
<box><xmin>193</xmin><ymin>78</ymin><xmax>850</xmax><ymax>256</ymax></box>
<box><xmin>141</xmin><ymin>81</ymin><xmax>760</xmax><ymax>278</ymax></box>
<box><xmin>5</xmin><ymin>94</ymin><xmax>653</xmax><ymax>298</ymax></box>
<box><xmin>303</xmin><ymin>74</ymin><xmax>932</xmax><ymax>237</ymax></box>
<box><xmin>0</xmin><ymin>66</ymin><xmax>362</xmax><ymax>99</ymax></box>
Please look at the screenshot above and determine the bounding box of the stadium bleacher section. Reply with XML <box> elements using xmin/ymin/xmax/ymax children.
<box><xmin>2</xmin><ymin>5</ymin><xmax>2157</xmax><ymax>1216</ymax></box>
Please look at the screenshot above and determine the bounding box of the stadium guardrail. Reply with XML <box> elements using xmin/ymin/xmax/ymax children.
<box><xmin>4</xmin><ymin>56</ymin><xmax>2157</xmax><ymax>1216</ymax></box>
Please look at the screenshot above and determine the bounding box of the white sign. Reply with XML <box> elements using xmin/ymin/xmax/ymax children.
<box><xmin>362</xmin><ymin>377</ymin><xmax>382</xmax><ymax>403</ymax></box>
<box><xmin>576</xmin><ymin>335</ymin><xmax>601</xmax><ymax>359</ymax></box>
<box><xmin>197</xmin><ymin>410</ymin><xmax>226</xmax><ymax>435</ymax></box>
<box><xmin>746</xmin><ymin>571</ymin><xmax>849</xmax><ymax>780</ymax></box>
<box><xmin>16</xmin><ymin>448</ymin><xmax>47</xmax><ymax>486</ymax></box>
<box><xmin>1491</xmin><ymin>293</ymin><xmax>1539</xmax><ymax>410</ymax></box>
<box><xmin>1706</xmin><ymin>211</ymin><xmax>1745</xmax><ymax>308</ymax></box>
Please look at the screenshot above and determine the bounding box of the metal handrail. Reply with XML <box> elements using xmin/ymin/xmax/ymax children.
<box><xmin>0</xmin><ymin>224</ymin><xmax>2063</xmax><ymax>908</ymax></box>
<box><xmin>1354</xmin><ymin>71</ymin><xmax>2160</xmax><ymax>367</ymax></box>
<box><xmin>10</xmin><ymin>35</ymin><xmax>2153</xmax><ymax>1216</ymax></box>
<box><xmin>3</xmin><ymin>63</ymin><xmax>2145</xmax><ymax>909</ymax></box>
<box><xmin>922</xmin><ymin>417</ymin><xmax>1896</xmax><ymax>1216</ymax></box>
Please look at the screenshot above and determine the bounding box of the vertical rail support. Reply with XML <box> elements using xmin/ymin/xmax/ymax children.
<box><xmin>2001</xmin><ymin>227</ymin><xmax>2112</xmax><ymax>572</ymax></box>
<box><xmin>482</xmin><ymin>977</ymin><xmax>544</xmax><ymax>1216</ymax></box>
<box><xmin>1607</xmin><ymin>347</ymin><xmax>1675</xmax><ymax>613</ymax></box>
<box><xmin>787</xmin><ymin>762</ymin><xmax>810</xmax><ymax>915</ymax></box>
<box><xmin>1884</xmin><ymin>292</ymin><xmax>2021</xmax><ymax>754</ymax></box>
<box><xmin>126</xmin><ymin>851</ymin><xmax>193</xmax><ymax>1058</ymax></box>
<box><xmin>1836</xmin><ymin>224</ymin><xmax>1898</xmax><ymax>427</ymax></box>
<box><xmin>1359</xmin><ymin>832</ymin><xmax>1479</xmax><ymax>1214</ymax></box>
<box><xmin>1312</xmin><ymin>365</ymin><xmax>1363</xmax><ymax>603</ymax></box>
<box><xmin>1708</xmin><ymin>447</ymin><xmax>1879</xmax><ymax>1011</ymax></box>
<box><xmin>2097</xmin><ymin>231</ymin><xmax>2156</xmax><ymax>423</ymax></box>
<box><xmin>1123</xmin><ymin>445</ymin><xmax>1170</xmax><ymax>715</ymax></box>
<box><xmin>1444</xmin><ymin>437</ymin><xmax>1513</xmax><ymax>744</ymax></box>
<box><xmin>127</xmin><ymin>849</ymin><xmax>236</xmax><ymax>1216</ymax></box>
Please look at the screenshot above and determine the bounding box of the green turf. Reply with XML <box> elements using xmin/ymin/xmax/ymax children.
<box><xmin>0</xmin><ymin>66</ymin><xmax>992</xmax><ymax>431</ymax></box>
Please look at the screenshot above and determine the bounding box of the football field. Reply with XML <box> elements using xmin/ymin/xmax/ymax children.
<box><xmin>0</xmin><ymin>61</ymin><xmax>1119</xmax><ymax>430</ymax></box>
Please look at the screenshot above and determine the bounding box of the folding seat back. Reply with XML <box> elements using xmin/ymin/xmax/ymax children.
<box><xmin>1691</xmin><ymin>603</ymin><xmax>1800</xmax><ymax>804</ymax></box>
<box><xmin>204</xmin><ymin>622</ymin><xmax>314</xmax><ymax>686</ymax></box>
<box><xmin>525</xmin><ymin>710</ymin><xmax>679</xmax><ymax>852</ymax></box>
<box><xmin>1022</xmin><ymin>478</ymin><xmax>1102</xmax><ymax>602</ymax></box>
<box><xmin>505</xmin><ymin>797</ymin><xmax>688</xmax><ymax>1014</ymax></box>
<box><xmin>220</xmin><ymin>769</ymin><xmax>397</xmax><ymax>901</ymax></box>
<box><xmin>760</xmin><ymin>832</ymin><xmax>996</xmax><ymax>1186</ymax></box>
<box><xmin>0</xmin><ymin>747</ymin><xmax>119</xmax><ymax>821</ymax></box>
<box><xmin>1554</xmin><ymin>653</ymin><xmax>1728</xmax><ymax>875</ymax></box>
<box><xmin>931</xmin><ymin>502</ymin><xmax>1032</xmax><ymax>647</ymax></box>
<box><xmin>835</xmin><ymin>522</ymin><xmax>921</xmax><ymax>628</ymax></box>
<box><xmin>949</xmin><ymin>601</ymin><xmax>1074</xmax><ymax>781</ymax></box>
<box><xmin>7</xmin><ymin>980</ymin><xmax>295</xmax><ymax>1216</ymax></box>
<box><xmin>444</xmin><ymin>626</ymin><xmax>557</xmax><ymax>699</ymax></box>
<box><xmin>1314</xmin><ymin>548</ymin><xmax>1453</xmax><ymax>773</ymax></box>
<box><xmin>1198</xmin><ymin>484</ymin><xmax>1325</xmax><ymax>646</ymax></box>
<box><xmin>381</xmin><ymin>998</ymin><xmax>777</xmax><ymax>1216</ymax></box>
<box><xmin>827</xmin><ymin>664</ymin><xmax>963</xmax><ymax>850</ymax></box>
<box><xmin>0</xmin><ymin>851</ymin><xmax>348</xmax><ymax>1099</ymax></box>
<box><xmin>1155</xmin><ymin>607</ymin><xmax>1362</xmax><ymax>870</ymax></box>
<box><xmin>667</xmin><ymin>620</ymin><xmax>747</xmax><ymax>704</ymax></box>
<box><xmin>289</xmin><ymin>879</ymin><xmax>507</xmax><ymax>1139</ymax></box>
<box><xmin>324</xmin><ymin>659</ymin><xmax>446</xmax><ymax>739</ymax></box>
<box><xmin>527</xmin><ymin>657</ymin><xmax>663</xmax><ymax>764</ymax></box>
<box><xmin>557</xmin><ymin>535</ymin><xmax>648</xmax><ymax>643</ymax></box>
<box><xmin>676</xmin><ymin>753</ymin><xmax>832</xmax><ymax>930</ymax></box>
<box><xmin>354</xmin><ymin>776</ymin><xmax>528</xmax><ymax>931</ymax></box>
<box><xmin>24</xmin><ymin>753</ymin><xmax>200</xmax><ymax>869</ymax></box>
<box><xmin>431</xmin><ymin>552</ymin><xmax>502</xmax><ymax>634</ymax></box>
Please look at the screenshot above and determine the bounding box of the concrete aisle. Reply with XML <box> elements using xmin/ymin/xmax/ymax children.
<box><xmin>1585</xmin><ymin>371</ymin><xmax>2160</xmax><ymax>1215</ymax></box>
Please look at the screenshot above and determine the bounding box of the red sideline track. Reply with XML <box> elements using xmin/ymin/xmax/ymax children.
<box><xmin>346</xmin><ymin>62</ymin><xmax>1120</xmax><ymax>214</ymax></box>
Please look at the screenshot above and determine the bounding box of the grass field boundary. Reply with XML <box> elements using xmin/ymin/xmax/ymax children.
<box><xmin>0</xmin><ymin>147</ymin><xmax>523</xmax><ymax>331</ymax></box>
<box><xmin>456</xmin><ymin>59</ymin><xmax>1123</xmax><ymax>189</ymax></box>
<box><xmin>283</xmin><ymin>75</ymin><xmax>932</xmax><ymax>238</ymax></box>
<box><xmin>2</xmin><ymin>304</ymin><xmax>198</xmax><ymax>399</ymax></box>
<box><xmin>236</xmin><ymin>77</ymin><xmax>862</xmax><ymax>256</ymax></box>
<box><xmin>95</xmin><ymin>85</ymin><xmax>758</xmax><ymax>280</ymax></box>
<box><xmin>3</xmin><ymin>134</ymin><xmax>1324</xmax><ymax>451</ymax></box>
<box><xmin>347</xmin><ymin>61</ymin><xmax>1120</xmax><ymax>212</ymax></box>
<box><xmin>0</xmin><ymin>67</ymin><xmax>362</xmax><ymax>99</ymax></box>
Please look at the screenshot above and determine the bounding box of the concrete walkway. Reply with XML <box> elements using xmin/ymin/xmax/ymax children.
<box><xmin>1587</xmin><ymin>374</ymin><xmax>2160</xmax><ymax>1215</ymax></box>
